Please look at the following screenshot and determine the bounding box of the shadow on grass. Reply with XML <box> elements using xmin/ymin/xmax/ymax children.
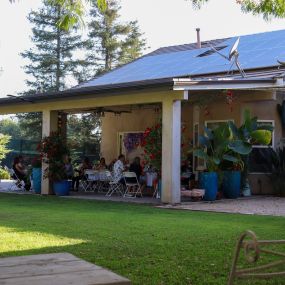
<box><xmin>0</xmin><ymin>193</ymin><xmax>285</xmax><ymax>285</ymax></box>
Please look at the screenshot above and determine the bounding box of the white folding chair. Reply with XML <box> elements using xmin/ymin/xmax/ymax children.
<box><xmin>105</xmin><ymin>171</ymin><xmax>124</xmax><ymax>197</ymax></box>
<box><xmin>97</xmin><ymin>171</ymin><xmax>109</xmax><ymax>193</ymax></box>
<box><xmin>5</xmin><ymin>166</ymin><xmax>24</xmax><ymax>191</ymax></box>
<box><xmin>80</xmin><ymin>169</ymin><xmax>95</xmax><ymax>192</ymax></box>
<box><xmin>123</xmin><ymin>171</ymin><xmax>142</xmax><ymax>198</ymax></box>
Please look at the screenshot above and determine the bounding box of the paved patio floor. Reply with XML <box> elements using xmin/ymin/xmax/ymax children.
<box><xmin>158</xmin><ymin>196</ymin><xmax>285</xmax><ymax>217</ymax></box>
<box><xmin>1</xmin><ymin>179</ymin><xmax>285</xmax><ymax>216</ymax></box>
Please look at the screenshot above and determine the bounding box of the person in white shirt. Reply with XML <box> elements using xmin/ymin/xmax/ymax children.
<box><xmin>113</xmin><ymin>154</ymin><xmax>126</xmax><ymax>183</ymax></box>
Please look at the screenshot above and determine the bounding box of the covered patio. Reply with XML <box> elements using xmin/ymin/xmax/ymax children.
<box><xmin>2</xmin><ymin>29</ymin><xmax>285</xmax><ymax>202</ymax></box>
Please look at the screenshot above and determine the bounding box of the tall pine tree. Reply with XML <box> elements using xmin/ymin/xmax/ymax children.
<box><xmin>87</xmin><ymin>0</ymin><xmax>147</xmax><ymax>75</ymax></box>
<box><xmin>21</xmin><ymin>0</ymin><xmax>85</xmax><ymax>93</ymax></box>
<box><xmin>18</xmin><ymin>0</ymin><xmax>86</xmax><ymax>140</ymax></box>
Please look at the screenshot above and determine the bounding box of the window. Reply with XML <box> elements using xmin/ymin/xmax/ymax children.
<box><xmin>249</xmin><ymin>120</ymin><xmax>274</xmax><ymax>173</ymax></box>
<box><xmin>205</xmin><ymin>120</ymin><xmax>234</xmax><ymax>130</ymax></box>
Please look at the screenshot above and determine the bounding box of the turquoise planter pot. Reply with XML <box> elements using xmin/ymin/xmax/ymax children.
<box><xmin>32</xmin><ymin>168</ymin><xmax>41</xmax><ymax>194</ymax></box>
<box><xmin>53</xmin><ymin>180</ymin><xmax>70</xmax><ymax>196</ymax></box>
<box><xmin>199</xmin><ymin>172</ymin><xmax>217</xmax><ymax>201</ymax></box>
<box><xmin>222</xmin><ymin>171</ymin><xmax>241</xmax><ymax>198</ymax></box>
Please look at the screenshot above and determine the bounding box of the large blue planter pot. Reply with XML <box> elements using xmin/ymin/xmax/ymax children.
<box><xmin>53</xmin><ymin>180</ymin><xmax>70</xmax><ymax>196</ymax></box>
<box><xmin>199</xmin><ymin>172</ymin><xmax>217</xmax><ymax>201</ymax></box>
<box><xmin>222</xmin><ymin>171</ymin><xmax>241</xmax><ymax>198</ymax></box>
<box><xmin>32</xmin><ymin>168</ymin><xmax>42</xmax><ymax>194</ymax></box>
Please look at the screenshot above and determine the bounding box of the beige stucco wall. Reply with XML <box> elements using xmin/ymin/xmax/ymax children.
<box><xmin>100</xmin><ymin>89</ymin><xmax>284</xmax><ymax>194</ymax></box>
<box><xmin>101</xmin><ymin>109</ymin><xmax>160</xmax><ymax>164</ymax></box>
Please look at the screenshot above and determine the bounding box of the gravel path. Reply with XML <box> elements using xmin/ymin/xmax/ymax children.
<box><xmin>158</xmin><ymin>196</ymin><xmax>285</xmax><ymax>217</ymax></box>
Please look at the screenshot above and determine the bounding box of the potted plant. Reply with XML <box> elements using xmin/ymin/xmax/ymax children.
<box><xmin>37</xmin><ymin>132</ymin><xmax>70</xmax><ymax>196</ymax></box>
<box><xmin>31</xmin><ymin>156</ymin><xmax>42</xmax><ymax>194</ymax></box>
<box><xmin>227</xmin><ymin>110</ymin><xmax>273</xmax><ymax>196</ymax></box>
<box><xmin>193</xmin><ymin>124</ymin><xmax>240</xmax><ymax>201</ymax></box>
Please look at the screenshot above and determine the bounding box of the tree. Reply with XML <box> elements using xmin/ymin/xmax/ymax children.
<box><xmin>0</xmin><ymin>118</ymin><xmax>22</xmax><ymax>139</ymax></box>
<box><xmin>191</xmin><ymin>0</ymin><xmax>285</xmax><ymax>20</ymax></box>
<box><xmin>21</xmin><ymin>0</ymin><xmax>85</xmax><ymax>93</ymax></box>
<box><xmin>45</xmin><ymin>1</ymin><xmax>285</xmax><ymax>29</ymax></box>
<box><xmin>18</xmin><ymin>0</ymin><xmax>86</xmax><ymax>140</ymax></box>
<box><xmin>67</xmin><ymin>113</ymin><xmax>101</xmax><ymax>162</ymax></box>
<box><xmin>9</xmin><ymin>0</ymin><xmax>107</xmax><ymax>30</ymax></box>
<box><xmin>87</xmin><ymin>0</ymin><xmax>146</xmax><ymax>75</ymax></box>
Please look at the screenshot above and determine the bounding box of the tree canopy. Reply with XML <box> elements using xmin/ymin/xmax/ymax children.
<box><xmin>191</xmin><ymin>0</ymin><xmax>285</xmax><ymax>20</ymax></box>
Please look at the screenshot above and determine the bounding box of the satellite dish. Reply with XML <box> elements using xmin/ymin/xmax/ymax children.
<box><xmin>277</xmin><ymin>59</ymin><xmax>285</xmax><ymax>66</ymax></box>
<box><xmin>210</xmin><ymin>36</ymin><xmax>246</xmax><ymax>78</ymax></box>
<box><xmin>229</xmin><ymin>37</ymin><xmax>240</xmax><ymax>60</ymax></box>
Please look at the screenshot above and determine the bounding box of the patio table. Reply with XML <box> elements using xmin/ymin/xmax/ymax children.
<box><xmin>0</xmin><ymin>252</ymin><xmax>131</xmax><ymax>285</ymax></box>
<box><xmin>84</xmin><ymin>170</ymin><xmax>110</xmax><ymax>192</ymax></box>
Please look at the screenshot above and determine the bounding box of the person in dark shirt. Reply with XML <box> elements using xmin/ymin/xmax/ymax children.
<box><xmin>129</xmin><ymin>156</ymin><xmax>143</xmax><ymax>181</ymax></box>
<box><xmin>12</xmin><ymin>155</ymin><xmax>31</xmax><ymax>191</ymax></box>
<box><xmin>72</xmin><ymin>157</ymin><xmax>92</xmax><ymax>191</ymax></box>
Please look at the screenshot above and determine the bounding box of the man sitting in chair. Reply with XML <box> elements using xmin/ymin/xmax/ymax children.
<box><xmin>12</xmin><ymin>155</ymin><xmax>31</xmax><ymax>191</ymax></box>
<box><xmin>113</xmin><ymin>154</ymin><xmax>127</xmax><ymax>184</ymax></box>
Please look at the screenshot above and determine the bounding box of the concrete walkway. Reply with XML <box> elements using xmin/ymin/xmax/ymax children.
<box><xmin>158</xmin><ymin>196</ymin><xmax>285</xmax><ymax>217</ymax></box>
<box><xmin>1</xmin><ymin>179</ymin><xmax>285</xmax><ymax>216</ymax></box>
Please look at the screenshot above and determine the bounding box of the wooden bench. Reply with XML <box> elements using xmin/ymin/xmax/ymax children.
<box><xmin>228</xmin><ymin>230</ymin><xmax>285</xmax><ymax>285</ymax></box>
<box><xmin>0</xmin><ymin>253</ymin><xmax>131</xmax><ymax>285</ymax></box>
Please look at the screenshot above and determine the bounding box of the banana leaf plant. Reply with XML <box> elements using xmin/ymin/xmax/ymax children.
<box><xmin>193</xmin><ymin>123</ymin><xmax>241</xmax><ymax>172</ymax></box>
<box><xmin>227</xmin><ymin>110</ymin><xmax>273</xmax><ymax>190</ymax></box>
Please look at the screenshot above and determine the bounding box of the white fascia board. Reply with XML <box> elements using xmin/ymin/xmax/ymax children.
<box><xmin>172</xmin><ymin>77</ymin><xmax>285</xmax><ymax>91</ymax></box>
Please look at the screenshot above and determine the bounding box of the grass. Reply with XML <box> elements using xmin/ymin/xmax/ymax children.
<box><xmin>0</xmin><ymin>193</ymin><xmax>284</xmax><ymax>285</ymax></box>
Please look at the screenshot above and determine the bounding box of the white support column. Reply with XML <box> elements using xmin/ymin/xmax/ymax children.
<box><xmin>161</xmin><ymin>98</ymin><xmax>181</xmax><ymax>204</ymax></box>
<box><xmin>41</xmin><ymin>110</ymin><xmax>58</xmax><ymax>195</ymax></box>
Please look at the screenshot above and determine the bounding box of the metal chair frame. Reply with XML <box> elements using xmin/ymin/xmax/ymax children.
<box><xmin>5</xmin><ymin>166</ymin><xmax>25</xmax><ymax>191</ymax></box>
<box><xmin>123</xmin><ymin>171</ymin><xmax>142</xmax><ymax>198</ymax></box>
<box><xmin>105</xmin><ymin>171</ymin><xmax>124</xmax><ymax>197</ymax></box>
<box><xmin>80</xmin><ymin>170</ymin><xmax>95</xmax><ymax>192</ymax></box>
<box><xmin>228</xmin><ymin>230</ymin><xmax>285</xmax><ymax>285</ymax></box>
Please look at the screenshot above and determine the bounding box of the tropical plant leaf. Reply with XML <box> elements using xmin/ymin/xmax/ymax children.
<box><xmin>204</xmin><ymin>127</ymin><xmax>213</xmax><ymax>140</ymax></box>
<box><xmin>251</xmin><ymin>130</ymin><xmax>272</xmax><ymax>145</ymax></box>
<box><xmin>193</xmin><ymin>149</ymin><xmax>208</xmax><ymax>160</ymax></box>
<box><xmin>228</xmin><ymin>121</ymin><xmax>239</xmax><ymax>138</ymax></box>
<box><xmin>213</xmin><ymin>157</ymin><xmax>220</xmax><ymax>165</ymax></box>
<box><xmin>228</xmin><ymin>140</ymin><xmax>252</xmax><ymax>155</ymax></box>
<box><xmin>222</xmin><ymin>154</ymin><xmax>239</xmax><ymax>163</ymax></box>
<box><xmin>198</xmin><ymin>135</ymin><xmax>210</xmax><ymax>147</ymax></box>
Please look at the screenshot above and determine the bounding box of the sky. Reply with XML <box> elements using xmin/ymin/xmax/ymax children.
<box><xmin>0</xmin><ymin>0</ymin><xmax>285</xmax><ymax>97</ymax></box>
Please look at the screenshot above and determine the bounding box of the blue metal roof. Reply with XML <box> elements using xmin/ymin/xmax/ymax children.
<box><xmin>77</xmin><ymin>29</ymin><xmax>285</xmax><ymax>89</ymax></box>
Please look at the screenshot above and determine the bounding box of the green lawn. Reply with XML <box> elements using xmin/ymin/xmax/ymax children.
<box><xmin>0</xmin><ymin>193</ymin><xmax>284</xmax><ymax>285</ymax></box>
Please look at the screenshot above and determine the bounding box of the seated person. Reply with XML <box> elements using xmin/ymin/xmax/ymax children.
<box><xmin>113</xmin><ymin>154</ymin><xmax>126</xmax><ymax>184</ymax></box>
<box><xmin>129</xmin><ymin>156</ymin><xmax>143</xmax><ymax>182</ymax></box>
<box><xmin>94</xmin><ymin>157</ymin><xmax>107</xmax><ymax>171</ymax></box>
<box><xmin>129</xmin><ymin>156</ymin><xmax>146</xmax><ymax>192</ymax></box>
<box><xmin>72</xmin><ymin>157</ymin><xmax>92</xmax><ymax>191</ymax></box>
<box><xmin>12</xmin><ymin>155</ymin><xmax>31</xmax><ymax>191</ymax></box>
<box><xmin>63</xmin><ymin>155</ymin><xmax>74</xmax><ymax>179</ymax></box>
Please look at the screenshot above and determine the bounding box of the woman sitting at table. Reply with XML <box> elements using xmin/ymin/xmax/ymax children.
<box><xmin>12</xmin><ymin>155</ymin><xmax>31</xmax><ymax>191</ymax></box>
<box><xmin>94</xmin><ymin>157</ymin><xmax>107</xmax><ymax>171</ymax></box>
<box><xmin>129</xmin><ymin>157</ymin><xmax>143</xmax><ymax>181</ymax></box>
<box><xmin>63</xmin><ymin>155</ymin><xmax>74</xmax><ymax>179</ymax></box>
<box><xmin>72</xmin><ymin>157</ymin><xmax>92</xmax><ymax>191</ymax></box>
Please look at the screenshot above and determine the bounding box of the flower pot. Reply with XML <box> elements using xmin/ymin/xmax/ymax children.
<box><xmin>53</xmin><ymin>180</ymin><xmax>70</xmax><ymax>196</ymax></box>
<box><xmin>32</xmin><ymin>168</ymin><xmax>41</xmax><ymax>194</ymax></box>
<box><xmin>199</xmin><ymin>172</ymin><xmax>217</xmax><ymax>201</ymax></box>
<box><xmin>222</xmin><ymin>171</ymin><xmax>241</xmax><ymax>199</ymax></box>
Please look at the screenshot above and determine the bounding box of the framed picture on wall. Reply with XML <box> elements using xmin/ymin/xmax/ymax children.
<box><xmin>117</xmin><ymin>131</ymin><xmax>144</xmax><ymax>162</ymax></box>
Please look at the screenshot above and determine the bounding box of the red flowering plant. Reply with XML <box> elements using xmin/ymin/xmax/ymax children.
<box><xmin>37</xmin><ymin>132</ymin><xmax>69</xmax><ymax>181</ymax></box>
<box><xmin>141</xmin><ymin>122</ymin><xmax>162</xmax><ymax>174</ymax></box>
